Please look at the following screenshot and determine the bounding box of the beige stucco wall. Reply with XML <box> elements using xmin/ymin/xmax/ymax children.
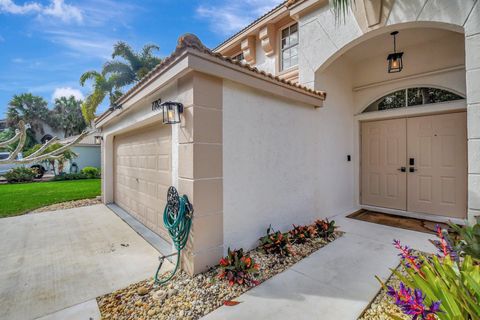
<box><xmin>222</xmin><ymin>78</ymin><xmax>355</xmax><ymax>251</ymax></box>
<box><xmin>176</xmin><ymin>72</ymin><xmax>224</xmax><ymax>275</ymax></box>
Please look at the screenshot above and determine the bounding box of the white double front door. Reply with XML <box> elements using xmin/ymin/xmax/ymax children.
<box><xmin>361</xmin><ymin>112</ymin><xmax>467</xmax><ymax>219</ymax></box>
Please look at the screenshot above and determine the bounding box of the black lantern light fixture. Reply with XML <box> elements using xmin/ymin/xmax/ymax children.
<box><xmin>387</xmin><ymin>31</ymin><xmax>404</xmax><ymax>73</ymax></box>
<box><xmin>94</xmin><ymin>135</ymin><xmax>103</xmax><ymax>144</ymax></box>
<box><xmin>161</xmin><ymin>101</ymin><xmax>184</xmax><ymax>124</ymax></box>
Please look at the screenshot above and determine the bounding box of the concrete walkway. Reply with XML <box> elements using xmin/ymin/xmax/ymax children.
<box><xmin>0</xmin><ymin>204</ymin><xmax>170</xmax><ymax>320</ymax></box>
<box><xmin>203</xmin><ymin>213</ymin><xmax>435</xmax><ymax>320</ymax></box>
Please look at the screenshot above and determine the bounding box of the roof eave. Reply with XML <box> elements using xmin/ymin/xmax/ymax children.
<box><xmin>213</xmin><ymin>3</ymin><xmax>289</xmax><ymax>53</ymax></box>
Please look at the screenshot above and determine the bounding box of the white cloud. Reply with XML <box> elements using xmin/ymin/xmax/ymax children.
<box><xmin>45</xmin><ymin>30</ymin><xmax>115</xmax><ymax>59</ymax></box>
<box><xmin>41</xmin><ymin>0</ymin><xmax>83</xmax><ymax>23</ymax></box>
<box><xmin>0</xmin><ymin>0</ymin><xmax>41</xmax><ymax>14</ymax></box>
<box><xmin>196</xmin><ymin>0</ymin><xmax>283</xmax><ymax>35</ymax></box>
<box><xmin>0</xmin><ymin>0</ymin><xmax>82</xmax><ymax>23</ymax></box>
<box><xmin>52</xmin><ymin>87</ymin><xmax>84</xmax><ymax>101</ymax></box>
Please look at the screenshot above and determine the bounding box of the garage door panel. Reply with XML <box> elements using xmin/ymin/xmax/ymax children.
<box><xmin>114</xmin><ymin>123</ymin><xmax>172</xmax><ymax>242</ymax></box>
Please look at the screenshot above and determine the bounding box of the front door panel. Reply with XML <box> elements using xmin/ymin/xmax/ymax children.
<box><xmin>361</xmin><ymin>118</ymin><xmax>407</xmax><ymax>210</ymax></box>
<box><xmin>407</xmin><ymin>112</ymin><xmax>467</xmax><ymax>218</ymax></box>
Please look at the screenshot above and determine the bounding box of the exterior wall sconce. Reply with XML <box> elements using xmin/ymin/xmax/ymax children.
<box><xmin>387</xmin><ymin>31</ymin><xmax>404</xmax><ymax>73</ymax></box>
<box><xmin>161</xmin><ymin>101</ymin><xmax>183</xmax><ymax>124</ymax></box>
<box><xmin>94</xmin><ymin>135</ymin><xmax>103</xmax><ymax>144</ymax></box>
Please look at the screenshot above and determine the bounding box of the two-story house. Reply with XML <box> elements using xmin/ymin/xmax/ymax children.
<box><xmin>95</xmin><ymin>0</ymin><xmax>480</xmax><ymax>274</ymax></box>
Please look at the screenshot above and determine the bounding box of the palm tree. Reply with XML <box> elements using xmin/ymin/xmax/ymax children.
<box><xmin>79</xmin><ymin>71</ymin><xmax>123</xmax><ymax>123</ymax></box>
<box><xmin>51</xmin><ymin>96</ymin><xmax>87</xmax><ymax>137</ymax></box>
<box><xmin>6</xmin><ymin>93</ymin><xmax>52</xmax><ymax>146</ymax></box>
<box><xmin>103</xmin><ymin>41</ymin><xmax>162</xmax><ymax>85</ymax></box>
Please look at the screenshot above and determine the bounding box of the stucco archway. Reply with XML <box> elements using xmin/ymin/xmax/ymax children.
<box><xmin>297</xmin><ymin>0</ymin><xmax>479</xmax><ymax>222</ymax></box>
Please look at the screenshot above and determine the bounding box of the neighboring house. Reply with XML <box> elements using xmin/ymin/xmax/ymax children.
<box><xmin>95</xmin><ymin>0</ymin><xmax>480</xmax><ymax>275</ymax></box>
<box><xmin>60</xmin><ymin>132</ymin><xmax>101</xmax><ymax>173</ymax></box>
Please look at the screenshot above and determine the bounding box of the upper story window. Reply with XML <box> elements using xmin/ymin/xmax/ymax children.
<box><xmin>362</xmin><ymin>87</ymin><xmax>464</xmax><ymax>113</ymax></box>
<box><xmin>232</xmin><ymin>52</ymin><xmax>244</xmax><ymax>63</ymax></box>
<box><xmin>281</xmin><ymin>23</ymin><xmax>298</xmax><ymax>71</ymax></box>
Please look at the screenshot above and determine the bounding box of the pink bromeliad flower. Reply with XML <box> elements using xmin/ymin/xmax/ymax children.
<box><xmin>387</xmin><ymin>283</ymin><xmax>441</xmax><ymax>320</ymax></box>
<box><xmin>429</xmin><ymin>225</ymin><xmax>459</xmax><ymax>262</ymax></box>
<box><xmin>393</xmin><ymin>239</ymin><xmax>424</xmax><ymax>277</ymax></box>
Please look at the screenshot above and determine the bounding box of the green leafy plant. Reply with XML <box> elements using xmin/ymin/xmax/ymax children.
<box><xmin>80</xmin><ymin>167</ymin><xmax>100</xmax><ymax>179</ymax></box>
<box><xmin>289</xmin><ymin>224</ymin><xmax>318</xmax><ymax>244</ymax></box>
<box><xmin>448</xmin><ymin>223</ymin><xmax>480</xmax><ymax>260</ymax></box>
<box><xmin>259</xmin><ymin>225</ymin><xmax>293</xmax><ymax>256</ymax></box>
<box><xmin>314</xmin><ymin>219</ymin><xmax>336</xmax><ymax>239</ymax></box>
<box><xmin>379</xmin><ymin>226</ymin><xmax>480</xmax><ymax>320</ymax></box>
<box><xmin>217</xmin><ymin>248</ymin><xmax>259</xmax><ymax>286</ymax></box>
<box><xmin>53</xmin><ymin>173</ymin><xmax>88</xmax><ymax>181</ymax></box>
<box><xmin>391</xmin><ymin>255</ymin><xmax>480</xmax><ymax>319</ymax></box>
<box><xmin>4</xmin><ymin>167</ymin><xmax>37</xmax><ymax>183</ymax></box>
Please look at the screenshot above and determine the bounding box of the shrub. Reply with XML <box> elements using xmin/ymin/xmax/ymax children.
<box><xmin>80</xmin><ymin>167</ymin><xmax>100</xmax><ymax>179</ymax></box>
<box><xmin>259</xmin><ymin>225</ymin><xmax>293</xmax><ymax>256</ymax></box>
<box><xmin>448</xmin><ymin>222</ymin><xmax>480</xmax><ymax>260</ymax></box>
<box><xmin>380</xmin><ymin>225</ymin><xmax>480</xmax><ymax>320</ymax></box>
<box><xmin>217</xmin><ymin>248</ymin><xmax>259</xmax><ymax>286</ymax></box>
<box><xmin>314</xmin><ymin>219</ymin><xmax>336</xmax><ymax>239</ymax></box>
<box><xmin>4</xmin><ymin>167</ymin><xmax>36</xmax><ymax>183</ymax></box>
<box><xmin>289</xmin><ymin>224</ymin><xmax>318</xmax><ymax>244</ymax></box>
<box><xmin>53</xmin><ymin>173</ymin><xmax>87</xmax><ymax>181</ymax></box>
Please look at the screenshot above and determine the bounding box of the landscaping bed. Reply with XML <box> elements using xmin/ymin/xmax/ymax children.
<box><xmin>97</xmin><ymin>230</ymin><xmax>343</xmax><ymax>320</ymax></box>
<box><xmin>358</xmin><ymin>263</ymin><xmax>407</xmax><ymax>320</ymax></box>
<box><xmin>29</xmin><ymin>197</ymin><xmax>101</xmax><ymax>213</ymax></box>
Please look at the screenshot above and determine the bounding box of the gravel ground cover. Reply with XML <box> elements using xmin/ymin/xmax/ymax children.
<box><xmin>358</xmin><ymin>264</ymin><xmax>407</xmax><ymax>320</ymax></box>
<box><xmin>29</xmin><ymin>197</ymin><xmax>102</xmax><ymax>213</ymax></box>
<box><xmin>98</xmin><ymin>231</ymin><xmax>344</xmax><ymax>320</ymax></box>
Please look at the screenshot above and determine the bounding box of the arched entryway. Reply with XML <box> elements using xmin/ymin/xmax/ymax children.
<box><xmin>314</xmin><ymin>23</ymin><xmax>469</xmax><ymax>222</ymax></box>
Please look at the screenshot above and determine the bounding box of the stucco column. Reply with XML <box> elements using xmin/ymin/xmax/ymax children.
<box><xmin>176</xmin><ymin>72</ymin><xmax>224</xmax><ymax>275</ymax></box>
<box><xmin>465</xmin><ymin>2</ymin><xmax>480</xmax><ymax>224</ymax></box>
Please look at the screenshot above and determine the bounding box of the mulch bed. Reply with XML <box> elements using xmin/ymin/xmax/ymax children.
<box><xmin>97</xmin><ymin>231</ymin><xmax>344</xmax><ymax>320</ymax></box>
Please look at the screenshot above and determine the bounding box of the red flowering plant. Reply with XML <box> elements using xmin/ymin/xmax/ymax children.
<box><xmin>289</xmin><ymin>224</ymin><xmax>318</xmax><ymax>244</ymax></box>
<box><xmin>314</xmin><ymin>219</ymin><xmax>336</xmax><ymax>239</ymax></box>
<box><xmin>379</xmin><ymin>223</ymin><xmax>480</xmax><ymax>320</ymax></box>
<box><xmin>218</xmin><ymin>248</ymin><xmax>260</xmax><ymax>287</ymax></box>
<box><xmin>259</xmin><ymin>225</ymin><xmax>293</xmax><ymax>256</ymax></box>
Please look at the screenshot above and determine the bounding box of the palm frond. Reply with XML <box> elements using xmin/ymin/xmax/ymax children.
<box><xmin>332</xmin><ymin>0</ymin><xmax>354</xmax><ymax>22</ymax></box>
<box><xmin>112</xmin><ymin>41</ymin><xmax>141</xmax><ymax>68</ymax></box>
<box><xmin>142</xmin><ymin>44</ymin><xmax>160</xmax><ymax>57</ymax></box>
<box><xmin>79</xmin><ymin>70</ymin><xmax>102</xmax><ymax>86</ymax></box>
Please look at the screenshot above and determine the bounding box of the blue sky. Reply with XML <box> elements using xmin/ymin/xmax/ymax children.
<box><xmin>0</xmin><ymin>0</ymin><xmax>283</xmax><ymax>118</ymax></box>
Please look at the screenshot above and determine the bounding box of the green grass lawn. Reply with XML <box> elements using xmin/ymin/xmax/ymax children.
<box><xmin>0</xmin><ymin>179</ymin><xmax>101</xmax><ymax>218</ymax></box>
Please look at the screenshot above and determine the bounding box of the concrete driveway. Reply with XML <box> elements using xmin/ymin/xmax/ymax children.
<box><xmin>0</xmin><ymin>204</ymin><xmax>167</xmax><ymax>320</ymax></box>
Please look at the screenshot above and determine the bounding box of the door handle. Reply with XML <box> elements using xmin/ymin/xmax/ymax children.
<box><xmin>409</xmin><ymin>167</ymin><xmax>417</xmax><ymax>173</ymax></box>
<box><xmin>398</xmin><ymin>167</ymin><xmax>406</xmax><ymax>172</ymax></box>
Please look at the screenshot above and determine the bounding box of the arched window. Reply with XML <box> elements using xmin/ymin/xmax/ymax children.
<box><xmin>362</xmin><ymin>87</ymin><xmax>464</xmax><ymax>113</ymax></box>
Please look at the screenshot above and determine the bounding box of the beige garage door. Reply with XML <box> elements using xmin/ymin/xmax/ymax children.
<box><xmin>114</xmin><ymin>123</ymin><xmax>171</xmax><ymax>241</ymax></box>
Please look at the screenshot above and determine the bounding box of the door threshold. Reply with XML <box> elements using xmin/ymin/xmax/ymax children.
<box><xmin>360</xmin><ymin>205</ymin><xmax>466</xmax><ymax>225</ymax></box>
